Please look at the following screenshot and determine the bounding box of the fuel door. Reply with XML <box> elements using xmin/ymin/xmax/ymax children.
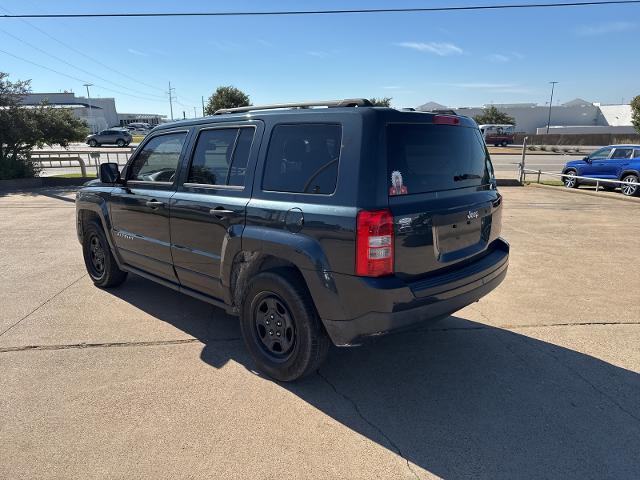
<box><xmin>285</xmin><ymin>207</ymin><xmax>304</xmax><ymax>233</ymax></box>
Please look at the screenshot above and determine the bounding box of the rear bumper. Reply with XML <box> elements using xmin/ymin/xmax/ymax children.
<box><xmin>322</xmin><ymin>238</ymin><xmax>509</xmax><ymax>346</ymax></box>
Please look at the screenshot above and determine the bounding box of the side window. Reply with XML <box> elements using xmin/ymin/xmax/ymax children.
<box><xmin>128</xmin><ymin>132</ymin><xmax>187</xmax><ymax>183</ymax></box>
<box><xmin>611</xmin><ymin>148</ymin><xmax>633</xmax><ymax>159</ymax></box>
<box><xmin>187</xmin><ymin>127</ymin><xmax>255</xmax><ymax>187</ymax></box>
<box><xmin>589</xmin><ymin>147</ymin><xmax>612</xmax><ymax>160</ymax></box>
<box><xmin>634</xmin><ymin>149</ymin><xmax>640</xmax><ymax>159</ymax></box>
<box><xmin>262</xmin><ymin>124</ymin><xmax>342</xmax><ymax>194</ymax></box>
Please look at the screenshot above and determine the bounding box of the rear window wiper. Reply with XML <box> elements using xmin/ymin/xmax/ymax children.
<box><xmin>453</xmin><ymin>173</ymin><xmax>481</xmax><ymax>182</ymax></box>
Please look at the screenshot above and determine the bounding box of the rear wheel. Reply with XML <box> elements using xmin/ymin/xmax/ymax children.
<box><xmin>564</xmin><ymin>170</ymin><xmax>579</xmax><ymax>189</ymax></box>
<box><xmin>88</xmin><ymin>139</ymin><xmax>98</xmax><ymax>147</ymax></box>
<box><xmin>621</xmin><ymin>174</ymin><xmax>639</xmax><ymax>197</ymax></box>
<box><xmin>116</xmin><ymin>139</ymin><xmax>126</xmax><ymax>147</ymax></box>
<box><xmin>240</xmin><ymin>270</ymin><xmax>330</xmax><ymax>381</ymax></box>
<box><xmin>501</xmin><ymin>140</ymin><xmax>508</xmax><ymax>147</ymax></box>
<box><xmin>82</xmin><ymin>221</ymin><xmax>127</xmax><ymax>288</ymax></box>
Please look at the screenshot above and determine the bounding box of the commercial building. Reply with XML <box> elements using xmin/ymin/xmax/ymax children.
<box><xmin>20</xmin><ymin>92</ymin><xmax>165</xmax><ymax>132</ymax></box>
<box><xmin>417</xmin><ymin>98</ymin><xmax>635</xmax><ymax>134</ymax></box>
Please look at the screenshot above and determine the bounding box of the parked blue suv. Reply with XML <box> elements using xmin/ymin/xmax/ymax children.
<box><xmin>562</xmin><ymin>145</ymin><xmax>640</xmax><ymax>196</ymax></box>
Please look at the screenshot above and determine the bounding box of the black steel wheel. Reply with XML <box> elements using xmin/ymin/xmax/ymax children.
<box><xmin>240</xmin><ymin>269</ymin><xmax>330</xmax><ymax>381</ymax></box>
<box><xmin>621</xmin><ymin>174</ymin><xmax>639</xmax><ymax>197</ymax></box>
<box><xmin>252</xmin><ymin>292</ymin><xmax>297</xmax><ymax>361</ymax></box>
<box><xmin>82</xmin><ymin>221</ymin><xmax>128</xmax><ymax>288</ymax></box>
<box><xmin>87</xmin><ymin>233</ymin><xmax>106</xmax><ymax>279</ymax></box>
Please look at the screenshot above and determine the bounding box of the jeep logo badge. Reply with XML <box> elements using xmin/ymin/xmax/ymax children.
<box><xmin>467</xmin><ymin>210</ymin><xmax>479</xmax><ymax>220</ymax></box>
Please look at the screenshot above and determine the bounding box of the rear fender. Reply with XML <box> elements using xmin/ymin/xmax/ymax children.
<box><xmin>230</xmin><ymin>226</ymin><xmax>347</xmax><ymax>320</ymax></box>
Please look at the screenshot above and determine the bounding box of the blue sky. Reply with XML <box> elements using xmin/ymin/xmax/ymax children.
<box><xmin>0</xmin><ymin>0</ymin><xmax>639</xmax><ymax>118</ymax></box>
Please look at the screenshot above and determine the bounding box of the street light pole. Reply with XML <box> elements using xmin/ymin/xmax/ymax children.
<box><xmin>546</xmin><ymin>81</ymin><xmax>558</xmax><ymax>134</ymax></box>
<box><xmin>83</xmin><ymin>83</ymin><xmax>94</xmax><ymax>133</ymax></box>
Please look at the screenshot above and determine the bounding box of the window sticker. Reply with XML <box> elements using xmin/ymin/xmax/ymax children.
<box><xmin>389</xmin><ymin>170</ymin><xmax>408</xmax><ymax>196</ymax></box>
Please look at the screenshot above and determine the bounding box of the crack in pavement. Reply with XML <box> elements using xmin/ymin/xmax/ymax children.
<box><xmin>0</xmin><ymin>337</ymin><xmax>242</xmax><ymax>353</ymax></box>
<box><xmin>317</xmin><ymin>369</ymin><xmax>421</xmax><ymax>480</ymax></box>
<box><xmin>519</xmin><ymin>335</ymin><xmax>640</xmax><ymax>424</ymax></box>
<box><xmin>0</xmin><ymin>273</ymin><xmax>88</xmax><ymax>339</ymax></box>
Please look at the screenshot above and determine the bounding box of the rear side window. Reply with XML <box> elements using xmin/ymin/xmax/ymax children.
<box><xmin>187</xmin><ymin>127</ymin><xmax>255</xmax><ymax>187</ymax></box>
<box><xmin>262</xmin><ymin>124</ymin><xmax>341</xmax><ymax>194</ymax></box>
<box><xmin>611</xmin><ymin>148</ymin><xmax>633</xmax><ymax>159</ymax></box>
<box><xmin>129</xmin><ymin>132</ymin><xmax>187</xmax><ymax>182</ymax></box>
<box><xmin>634</xmin><ymin>149</ymin><xmax>640</xmax><ymax>158</ymax></box>
<box><xmin>387</xmin><ymin>124</ymin><xmax>492</xmax><ymax>195</ymax></box>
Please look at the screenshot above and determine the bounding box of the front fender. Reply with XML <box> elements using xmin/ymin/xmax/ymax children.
<box><xmin>75</xmin><ymin>187</ymin><xmax>121</xmax><ymax>265</ymax></box>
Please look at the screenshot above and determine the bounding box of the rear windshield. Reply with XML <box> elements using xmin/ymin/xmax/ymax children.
<box><xmin>387</xmin><ymin>124</ymin><xmax>493</xmax><ymax>195</ymax></box>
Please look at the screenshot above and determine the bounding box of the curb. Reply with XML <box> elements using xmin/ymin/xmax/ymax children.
<box><xmin>526</xmin><ymin>183</ymin><xmax>640</xmax><ymax>204</ymax></box>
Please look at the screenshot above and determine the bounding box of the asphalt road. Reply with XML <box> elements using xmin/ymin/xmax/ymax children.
<box><xmin>1</xmin><ymin>186</ymin><xmax>639</xmax><ymax>479</ymax></box>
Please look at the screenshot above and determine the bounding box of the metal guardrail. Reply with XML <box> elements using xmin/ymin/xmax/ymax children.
<box><xmin>31</xmin><ymin>150</ymin><xmax>133</xmax><ymax>176</ymax></box>
<box><xmin>522</xmin><ymin>168</ymin><xmax>640</xmax><ymax>192</ymax></box>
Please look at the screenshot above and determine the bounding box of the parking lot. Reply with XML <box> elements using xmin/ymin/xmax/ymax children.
<box><xmin>1</xmin><ymin>186</ymin><xmax>639</xmax><ymax>479</ymax></box>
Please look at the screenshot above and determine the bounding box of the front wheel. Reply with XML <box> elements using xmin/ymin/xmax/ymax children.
<box><xmin>82</xmin><ymin>221</ymin><xmax>128</xmax><ymax>288</ymax></box>
<box><xmin>240</xmin><ymin>270</ymin><xmax>330</xmax><ymax>381</ymax></box>
<box><xmin>88</xmin><ymin>139</ymin><xmax>98</xmax><ymax>147</ymax></box>
<box><xmin>564</xmin><ymin>170</ymin><xmax>578</xmax><ymax>189</ymax></box>
<box><xmin>621</xmin><ymin>174</ymin><xmax>640</xmax><ymax>196</ymax></box>
<box><xmin>116</xmin><ymin>139</ymin><xmax>126</xmax><ymax>147</ymax></box>
<box><xmin>501</xmin><ymin>140</ymin><xmax>508</xmax><ymax>147</ymax></box>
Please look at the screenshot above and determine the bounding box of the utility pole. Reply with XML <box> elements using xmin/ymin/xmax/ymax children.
<box><xmin>201</xmin><ymin>96</ymin><xmax>205</xmax><ymax>116</ymax></box>
<box><xmin>183</xmin><ymin>110</ymin><xmax>186</xmax><ymax>120</ymax></box>
<box><xmin>546</xmin><ymin>81</ymin><xmax>558</xmax><ymax>134</ymax></box>
<box><xmin>83</xmin><ymin>83</ymin><xmax>94</xmax><ymax>133</ymax></box>
<box><xmin>167</xmin><ymin>81</ymin><xmax>175</xmax><ymax>121</ymax></box>
<box><xmin>193</xmin><ymin>106</ymin><xmax>197</xmax><ymax>118</ymax></box>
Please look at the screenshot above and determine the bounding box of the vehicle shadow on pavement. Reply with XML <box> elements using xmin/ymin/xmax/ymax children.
<box><xmin>110</xmin><ymin>275</ymin><xmax>640</xmax><ymax>479</ymax></box>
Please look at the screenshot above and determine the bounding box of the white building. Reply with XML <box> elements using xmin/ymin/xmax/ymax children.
<box><xmin>21</xmin><ymin>92</ymin><xmax>165</xmax><ymax>133</ymax></box>
<box><xmin>417</xmin><ymin>98</ymin><xmax>635</xmax><ymax>134</ymax></box>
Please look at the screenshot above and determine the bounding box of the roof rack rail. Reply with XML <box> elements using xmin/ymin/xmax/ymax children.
<box><xmin>214</xmin><ymin>98</ymin><xmax>373</xmax><ymax>115</ymax></box>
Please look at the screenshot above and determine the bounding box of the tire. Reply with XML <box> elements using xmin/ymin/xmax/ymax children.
<box><xmin>494</xmin><ymin>144</ymin><xmax>499</xmax><ymax>147</ymax></box>
<box><xmin>88</xmin><ymin>139</ymin><xmax>98</xmax><ymax>147</ymax></box>
<box><xmin>240</xmin><ymin>269</ymin><xmax>330</xmax><ymax>381</ymax></box>
<box><xmin>620</xmin><ymin>174</ymin><xmax>640</xmax><ymax>197</ymax></box>
<box><xmin>563</xmin><ymin>170</ymin><xmax>579</xmax><ymax>189</ymax></box>
<box><xmin>501</xmin><ymin>140</ymin><xmax>508</xmax><ymax>147</ymax></box>
<box><xmin>82</xmin><ymin>221</ymin><xmax>128</xmax><ymax>288</ymax></box>
<box><xmin>116</xmin><ymin>139</ymin><xmax>126</xmax><ymax>147</ymax></box>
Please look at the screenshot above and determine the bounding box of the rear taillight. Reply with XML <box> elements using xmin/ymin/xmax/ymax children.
<box><xmin>356</xmin><ymin>209</ymin><xmax>394</xmax><ymax>277</ymax></box>
<box><xmin>433</xmin><ymin>115</ymin><xmax>460</xmax><ymax>125</ymax></box>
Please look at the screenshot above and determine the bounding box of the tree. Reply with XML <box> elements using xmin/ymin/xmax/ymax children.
<box><xmin>473</xmin><ymin>105</ymin><xmax>515</xmax><ymax>125</ymax></box>
<box><xmin>631</xmin><ymin>95</ymin><xmax>640</xmax><ymax>134</ymax></box>
<box><xmin>369</xmin><ymin>97</ymin><xmax>392</xmax><ymax>107</ymax></box>
<box><xmin>204</xmin><ymin>86</ymin><xmax>251</xmax><ymax>115</ymax></box>
<box><xmin>0</xmin><ymin>73</ymin><xmax>89</xmax><ymax>179</ymax></box>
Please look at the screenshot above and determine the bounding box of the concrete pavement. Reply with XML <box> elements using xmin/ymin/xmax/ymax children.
<box><xmin>1</xmin><ymin>186</ymin><xmax>639</xmax><ymax>479</ymax></box>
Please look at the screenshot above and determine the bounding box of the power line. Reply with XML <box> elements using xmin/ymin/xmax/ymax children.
<box><xmin>0</xmin><ymin>28</ymin><xmax>166</xmax><ymax>100</ymax></box>
<box><xmin>0</xmin><ymin>1</ymin><xmax>638</xmax><ymax>18</ymax></box>
<box><xmin>0</xmin><ymin>48</ymin><xmax>165</xmax><ymax>103</ymax></box>
<box><xmin>0</xmin><ymin>3</ymin><xmax>169</xmax><ymax>96</ymax></box>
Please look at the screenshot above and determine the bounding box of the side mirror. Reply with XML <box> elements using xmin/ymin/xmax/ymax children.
<box><xmin>99</xmin><ymin>162</ymin><xmax>121</xmax><ymax>184</ymax></box>
<box><xmin>583</xmin><ymin>156</ymin><xmax>591</xmax><ymax>163</ymax></box>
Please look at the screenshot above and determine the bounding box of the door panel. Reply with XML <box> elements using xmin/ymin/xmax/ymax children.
<box><xmin>109</xmin><ymin>130</ymin><xmax>189</xmax><ymax>282</ymax></box>
<box><xmin>170</xmin><ymin>192</ymin><xmax>248</xmax><ymax>298</ymax></box>
<box><xmin>110</xmin><ymin>187</ymin><xmax>177</xmax><ymax>280</ymax></box>
<box><xmin>169</xmin><ymin>123</ymin><xmax>261</xmax><ymax>298</ymax></box>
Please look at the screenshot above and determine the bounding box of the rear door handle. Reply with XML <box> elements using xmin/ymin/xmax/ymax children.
<box><xmin>146</xmin><ymin>200</ymin><xmax>164</xmax><ymax>209</ymax></box>
<box><xmin>209</xmin><ymin>208</ymin><xmax>234</xmax><ymax>217</ymax></box>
